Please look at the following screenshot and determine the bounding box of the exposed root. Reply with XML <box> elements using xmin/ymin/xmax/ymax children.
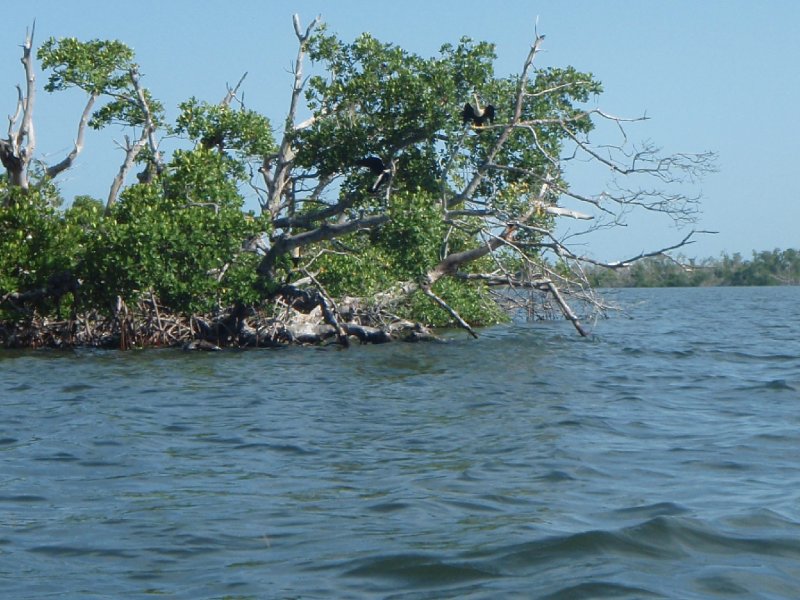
<box><xmin>0</xmin><ymin>293</ymin><xmax>441</xmax><ymax>350</ymax></box>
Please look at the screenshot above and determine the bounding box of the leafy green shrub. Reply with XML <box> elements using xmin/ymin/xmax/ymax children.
<box><xmin>0</xmin><ymin>186</ymin><xmax>87</xmax><ymax>318</ymax></box>
<box><xmin>80</xmin><ymin>149</ymin><xmax>267</xmax><ymax>313</ymax></box>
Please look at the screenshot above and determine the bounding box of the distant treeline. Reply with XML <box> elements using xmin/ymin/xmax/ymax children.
<box><xmin>587</xmin><ymin>248</ymin><xmax>800</xmax><ymax>287</ymax></box>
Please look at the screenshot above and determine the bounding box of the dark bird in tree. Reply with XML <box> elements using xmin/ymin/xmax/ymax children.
<box><xmin>0</xmin><ymin>139</ymin><xmax>23</xmax><ymax>171</ymax></box>
<box><xmin>357</xmin><ymin>156</ymin><xmax>384</xmax><ymax>175</ymax></box>
<box><xmin>462</xmin><ymin>102</ymin><xmax>495</xmax><ymax>127</ymax></box>
<box><xmin>357</xmin><ymin>156</ymin><xmax>392</xmax><ymax>192</ymax></box>
<box><xmin>200</xmin><ymin>131</ymin><xmax>225</xmax><ymax>151</ymax></box>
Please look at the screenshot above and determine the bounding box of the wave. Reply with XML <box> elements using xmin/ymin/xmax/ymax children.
<box><xmin>344</xmin><ymin>552</ymin><xmax>493</xmax><ymax>584</ymax></box>
<box><xmin>338</xmin><ymin>513</ymin><xmax>800</xmax><ymax>598</ymax></box>
<box><xmin>29</xmin><ymin>545</ymin><xmax>137</xmax><ymax>559</ymax></box>
<box><xmin>539</xmin><ymin>581</ymin><xmax>664</xmax><ymax>599</ymax></box>
<box><xmin>0</xmin><ymin>494</ymin><xmax>47</xmax><ymax>502</ymax></box>
<box><xmin>740</xmin><ymin>378</ymin><xmax>797</xmax><ymax>391</ymax></box>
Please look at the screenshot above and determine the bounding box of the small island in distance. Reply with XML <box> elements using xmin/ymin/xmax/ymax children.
<box><xmin>587</xmin><ymin>248</ymin><xmax>800</xmax><ymax>288</ymax></box>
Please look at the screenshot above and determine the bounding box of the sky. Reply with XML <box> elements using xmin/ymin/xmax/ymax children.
<box><xmin>2</xmin><ymin>0</ymin><xmax>798</xmax><ymax>262</ymax></box>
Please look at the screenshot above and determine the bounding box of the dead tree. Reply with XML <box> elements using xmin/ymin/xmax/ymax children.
<box><xmin>2</xmin><ymin>24</ymin><xmax>37</xmax><ymax>193</ymax></box>
<box><xmin>2</xmin><ymin>25</ymin><xmax>109</xmax><ymax>197</ymax></box>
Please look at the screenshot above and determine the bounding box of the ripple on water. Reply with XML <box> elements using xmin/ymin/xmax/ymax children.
<box><xmin>741</xmin><ymin>378</ymin><xmax>797</xmax><ymax>391</ymax></box>
<box><xmin>343</xmin><ymin>552</ymin><xmax>494</xmax><ymax>585</ymax></box>
<box><xmin>33</xmin><ymin>452</ymin><xmax>80</xmax><ymax>462</ymax></box>
<box><xmin>539</xmin><ymin>581</ymin><xmax>663</xmax><ymax>599</ymax></box>
<box><xmin>28</xmin><ymin>545</ymin><xmax>138</xmax><ymax>559</ymax></box>
<box><xmin>0</xmin><ymin>494</ymin><xmax>47</xmax><ymax>503</ymax></box>
<box><xmin>607</xmin><ymin>501</ymin><xmax>690</xmax><ymax>521</ymax></box>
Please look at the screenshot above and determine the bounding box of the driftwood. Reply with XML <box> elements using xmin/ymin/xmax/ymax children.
<box><xmin>183</xmin><ymin>339</ymin><xmax>222</xmax><ymax>352</ymax></box>
<box><xmin>0</xmin><ymin>291</ymin><xmax>441</xmax><ymax>350</ymax></box>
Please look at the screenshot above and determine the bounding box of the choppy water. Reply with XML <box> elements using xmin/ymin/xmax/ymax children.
<box><xmin>2</xmin><ymin>286</ymin><xmax>800</xmax><ymax>599</ymax></box>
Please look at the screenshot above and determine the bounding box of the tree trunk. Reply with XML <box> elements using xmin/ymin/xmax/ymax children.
<box><xmin>2</xmin><ymin>25</ymin><xmax>37</xmax><ymax>193</ymax></box>
<box><xmin>0</xmin><ymin>139</ymin><xmax>27</xmax><ymax>190</ymax></box>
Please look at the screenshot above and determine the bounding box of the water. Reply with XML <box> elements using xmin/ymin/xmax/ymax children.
<box><xmin>2</xmin><ymin>286</ymin><xmax>800</xmax><ymax>599</ymax></box>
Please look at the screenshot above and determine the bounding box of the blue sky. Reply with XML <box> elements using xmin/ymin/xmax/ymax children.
<box><xmin>2</xmin><ymin>1</ymin><xmax>798</xmax><ymax>261</ymax></box>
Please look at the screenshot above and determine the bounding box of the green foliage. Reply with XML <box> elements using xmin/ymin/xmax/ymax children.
<box><xmin>0</xmin><ymin>186</ymin><xmax>86</xmax><ymax>318</ymax></box>
<box><xmin>90</xmin><ymin>87</ymin><xmax>165</xmax><ymax>130</ymax></box>
<box><xmin>309</xmin><ymin>241</ymin><xmax>394</xmax><ymax>299</ymax></box>
<box><xmin>161</xmin><ymin>147</ymin><xmax>247</xmax><ymax>203</ymax></box>
<box><xmin>38</xmin><ymin>36</ymin><xmax>165</xmax><ymax>130</ymax></box>
<box><xmin>4</xmin><ymin>35</ymin><xmax>276</xmax><ymax>323</ymax></box>
<box><xmin>174</xmin><ymin>97</ymin><xmax>276</xmax><ymax>159</ymax></box>
<box><xmin>372</xmin><ymin>192</ymin><xmax>445</xmax><ymax>277</ymax></box>
<box><xmin>587</xmin><ymin>249</ymin><xmax>800</xmax><ymax>288</ymax></box>
<box><xmin>305</xmin><ymin>190</ymin><xmax>505</xmax><ymax>327</ymax></box>
<box><xmin>296</xmin><ymin>33</ymin><xmax>496</xmax><ymax>189</ymax></box>
<box><xmin>400</xmin><ymin>279</ymin><xmax>507</xmax><ymax>327</ymax></box>
<box><xmin>308</xmin><ymin>192</ymin><xmax>444</xmax><ymax>296</ymax></box>
<box><xmin>38</xmin><ymin>37</ymin><xmax>134</xmax><ymax>94</ymax></box>
<box><xmin>0</xmin><ymin>190</ymin><xmax>60</xmax><ymax>294</ymax></box>
<box><xmin>1</xmin><ymin>152</ymin><xmax>266</xmax><ymax>319</ymax></box>
<box><xmin>80</xmin><ymin>149</ymin><xmax>266</xmax><ymax>313</ymax></box>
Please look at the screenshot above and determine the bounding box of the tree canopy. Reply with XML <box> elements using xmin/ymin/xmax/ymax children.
<box><xmin>0</xmin><ymin>16</ymin><xmax>716</xmax><ymax>348</ymax></box>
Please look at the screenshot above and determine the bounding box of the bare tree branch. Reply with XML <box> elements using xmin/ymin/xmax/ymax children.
<box><xmin>261</xmin><ymin>14</ymin><xmax>321</xmax><ymax>219</ymax></box>
<box><xmin>421</xmin><ymin>286</ymin><xmax>478</xmax><ymax>338</ymax></box>
<box><xmin>221</xmin><ymin>71</ymin><xmax>248</xmax><ymax>107</ymax></box>
<box><xmin>129</xmin><ymin>67</ymin><xmax>163</xmax><ymax>176</ymax></box>
<box><xmin>7</xmin><ymin>85</ymin><xmax>23</xmax><ymax>139</ymax></box>
<box><xmin>452</xmin><ymin>32</ymin><xmax>547</xmax><ymax>208</ymax></box>
<box><xmin>107</xmin><ymin>134</ymin><xmax>148</xmax><ymax>210</ymax></box>
<box><xmin>596</xmin><ymin>229</ymin><xmax>717</xmax><ymax>269</ymax></box>
<box><xmin>46</xmin><ymin>93</ymin><xmax>98</xmax><ymax>179</ymax></box>
<box><xmin>258</xmin><ymin>214</ymin><xmax>389</xmax><ymax>278</ymax></box>
<box><xmin>106</xmin><ymin>67</ymin><xmax>163</xmax><ymax>208</ymax></box>
<box><xmin>19</xmin><ymin>22</ymin><xmax>37</xmax><ymax>160</ymax></box>
<box><xmin>2</xmin><ymin>23</ymin><xmax>37</xmax><ymax>191</ymax></box>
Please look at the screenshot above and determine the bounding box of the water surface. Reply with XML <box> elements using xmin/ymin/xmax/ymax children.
<box><xmin>2</xmin><ymin>287</ymin><xmax>800</xmax><ymax>598</ymax></box>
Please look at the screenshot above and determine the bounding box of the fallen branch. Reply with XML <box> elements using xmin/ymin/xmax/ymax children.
<box><xmin>421</xmin><ymin>285</ymin><xmax>478</xmax><ymax>339</ymax></box>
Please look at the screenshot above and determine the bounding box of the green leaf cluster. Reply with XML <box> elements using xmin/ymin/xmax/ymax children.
<box><xmin>305</xmin><ymin>190</ymin><xmax>505</xmax><ymax>326</ymax></box>
<box><xmin>174</xmin><ymin>97</ymin><xmax>276</xmax><ymax>159</ymax></box>
<box><xmin>38</xmin><ymin>37</ymin><xmax>134</xmax><ymax>94</ymax></box>
<box><xmin>91</xmin><ymin>87</ymin><xmax>165</xmax><ymax>130</ymax></box>
<box><xmin>0</xmin><ymin>184</ymin><xmax>100</xmax><ymax>318</ymax></box>
<box><xmin>81</xmin><ymin>149</ymin><xmax>266</xmax><ymax>313</ymax></box>
<box><xmin>38</xmin><ymin>37</ymin><xmax>165</xmax><ymax>129</ymax></box>
<box><xmin>307</xmin><ymin>191</ymin><xmax>443</xmax><ymax>294</ymax></box>
<box><xmin>296</xmin><ymin>33</ymin><xmax>496</xmax><ymax>191</ymax></box>
<box><xmin>0</xmin><ymin>191</ymin><xmax>64</xmax><ymax>309</ymax></box>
